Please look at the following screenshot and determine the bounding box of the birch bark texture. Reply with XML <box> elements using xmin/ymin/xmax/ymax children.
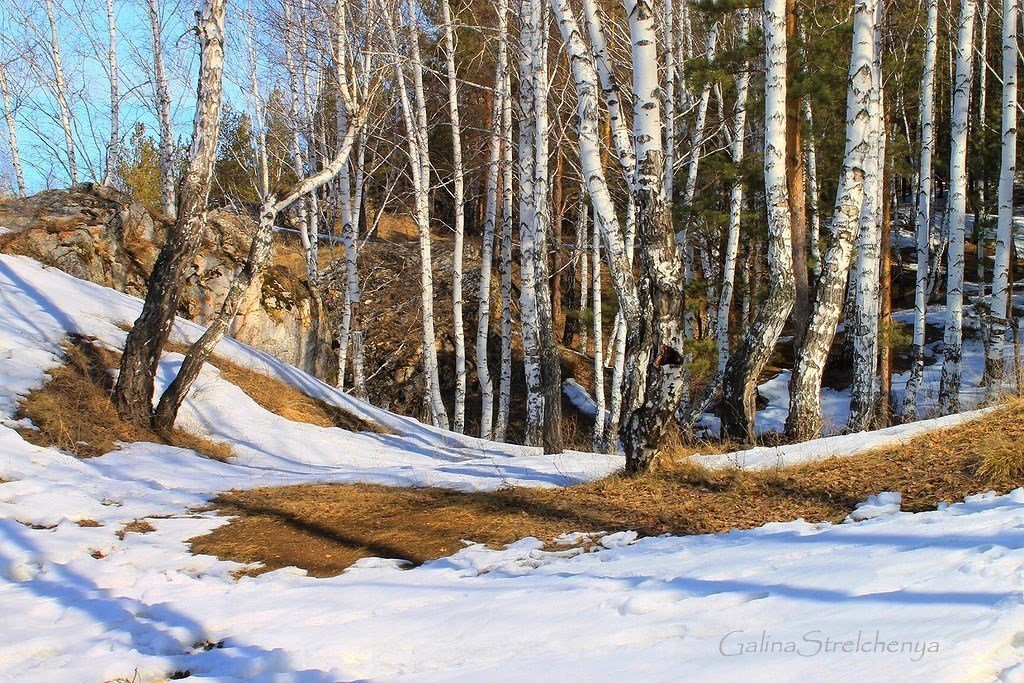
<box><xmin>986</xmin><ymin>0</ymin><xmax>1017</xmax><ymax>385</ymax></box>
<box><xmin>148</xmin><ymin>0</ymin><xmax>176</xmax><ymax>220</ymax></box>
<box><xmin>785</xmin><ymin>0</ymin><xmax>878</xmax><ymax>441</ymax></box>
<box><xmin>389</xmin><ymin>0</ymin><xmax>450</xmax><ymax>429</ymax></box>
<box><xmin>902</xmin><ymin>0</ymin><xmax>939</xmax><ymax>420</ymax></box>
<box><xmin>476</xmin><ymin>0</ymin><xmax>510</xmax><ymax>440</ymax></box>
<box><xmin>441</xmin><ymin>0</ymin><xmax>467</xmax><ymax>433</ymax></box>
<box><xmin>620</xmin><ymin>0</ymin><xmax>689</xmax><ymax>472</ymax></box>
<box><xmin>720</xmin><ymin>0</ymin><xmax>795</xmax><ymax>443</ymax></box>
<box><xmin>848</xmin><ymin>3</ymin><xmax>885</xmax><ymax>431</ymax></box>
<box><xmin>939</xmin><ymin>0</ymin><xmax>978</xmax><ymax>414</ymax></box>
<box><xmin>113</xmin><ymin>0</ymin><xmax>227</xmax><ymax>427</ymax></box>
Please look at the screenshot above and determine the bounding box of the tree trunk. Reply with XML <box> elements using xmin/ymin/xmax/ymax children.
<box><xmin>0</xmin><ymin>65</ymin><xmax>25</xmax><ymax>197</ymax></box>
<box><xmin>43</xmin><ymin>0</ymin><xmax>77</xmax><ymax>184</ymax></box>
<box><xmin>987</xmin><ymin>0</ymin><xmax>1017</xmax><ymax>385</ymax></box>
<box><xmin>152</xmin><ymin>96</ymin><xmax>369</xmax><ymax>430</ymax></box>
<box><xmin>786</xmin><ymin>0</ymin><xmax>809</xmax><ymax>345</ymax></box>
<box><xmin>112</xmin><ymin>0</ymin><xmax>226</xmax><ymax>427</ymax></box>
<box><xmin>442</xmin><ymin>0</ymin><xmax>467</xmax><ymax>433</ymax></box>
<box><xmin>495</xmin><ymin>66</ymin><xmax>515</xmax><ymax>441</ymax></box>
<box><xmin>720</xmin><ymin>0</ymin><xmax>796</xmax><ymax>444</ymax></box>
<box><xmin>902</xmin><ymin>0</ymin><xmax>939</xmax><ymax>421</ymax></box>
<box><xmin>785</xmin><ymin>0</ymin><xmax>878</xmax><ymax>441</ymax></box>
<box><xmin>148</xmin><ymin>0</ymin><xmax>175</xmax><ymax>220</ymax></box>
<box><xmin>939</xmin><ymin>0</ymin><xmax>978</xmax><ymax>414</ymax></box>
<box><xmin>848</xmin><ymin>9</ymin><xmax>885</xmax><ymax>432</ymax></box>
<box><xmin>103</xmin><ymin>0</ymin><xmax>120</xmax><ymax>186</ymax></box>
<box><xmin>621</xmin><ymin>0</ymin><xmax>689</xmax><ymax>472</ymax></box>
<box><xmin>476</xmin><ymin>0</ymin><xmax>509</xmax><ymax>439</ymax></box>
<box><xmin>592</xmin><ymin>214</ymin><xmax>605</xmax><ymax>450</ymax></box>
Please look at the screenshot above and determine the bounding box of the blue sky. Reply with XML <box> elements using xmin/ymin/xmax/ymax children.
<box><xmin>0</xmin><ymin>0</ymin><xmax>258</xmax><ymax>194</ymax></box>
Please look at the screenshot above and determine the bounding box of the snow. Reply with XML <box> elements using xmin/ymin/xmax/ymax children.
<box><xmin>692</xmin><ymin>406</ymin><xmax>992</xmax><ymax>471</ymax></box>
<box><xmin>562</xmin><ymin>377</ymin><xmax>609</xmax><ymax>425</ymax></box>
<box><xmin>4</xmin><ymin>253</ymin><xmax>1024</xmax><ymax>680</ymax></box>
<box><xmin>845</xmin><ymin>492</ymin><xmax>902</xmax><ymax>522</ymax></box>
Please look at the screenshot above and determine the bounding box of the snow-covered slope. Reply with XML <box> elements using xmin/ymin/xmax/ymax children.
<box><xmin>0</xmin><ymin>254</ymin><xmax>621</xmax><ymax>491</ymax></box>
<box><xmin>3</xmin><ymin>253</ymin><xmax>1024</xmax><ymax>681</ymax></box>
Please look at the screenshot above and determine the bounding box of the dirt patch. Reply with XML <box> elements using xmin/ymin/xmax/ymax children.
<box><xmin>191</xmin><ymin>402</ymin><xmax>1024</xmax><ymax>577</ymax></box>
<box><xmin>16</xmin><ymin>336</ymin><xmax>233</xmax><ymax>461</ymax></box>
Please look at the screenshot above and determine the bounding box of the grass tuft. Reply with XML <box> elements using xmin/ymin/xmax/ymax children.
<box><xmin>16</xmin><ymin>335</ymin><xmax>234</xmax><ymax>461</ymax></box>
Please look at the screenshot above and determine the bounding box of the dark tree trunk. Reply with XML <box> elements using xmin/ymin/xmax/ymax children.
<box><xmin>786</xmin><ymin>0</ymin><xmax>809</xmax><ymax>345</ymax></box>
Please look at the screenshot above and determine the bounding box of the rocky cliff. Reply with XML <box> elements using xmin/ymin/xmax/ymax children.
<box><xmin>0</xmin><ymin>184</ymin><xmax>335</xmax><ymax>380</ymax></box>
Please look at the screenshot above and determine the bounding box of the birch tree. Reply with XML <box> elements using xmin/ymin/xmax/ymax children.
<box><xmin>848</xmin><ymin>5</ymin><xmax>885</xmax><ymax>431</ymax></box>
<box><xmin>113</xmin><ymin>0</ymin><xmax>226</xmax><ymax>427</ymax></box>
<box><xmin>785</xmin><ymin>0</ymin><xmax>878</xmax><ymax>440</ymax></box>
<box><xmin>986</xmin><ymin>0</ymin><xmax>1016</xmax><ymax>384</ymax></box>
<box><xmin>476</xmin><ymin>0</ymin><xmax>510</xmax><ymax>439</ymax></box>
<box><xmin>389</xmin><ymin>0</ymin><xmax>450</xmax><ymax>429</ymax></box>
<box><xmin>720</xmin><ymin>0</ymin><xmax>795</xmax><ymax>443</ymax></box>
<box><xmin>902</xmin><ymin>0</ymin><xmax>939</xmax><ymax>420</ymax></box>
<box><xmin>43</xmin><ymin>0</ymin><xmax>77</xmax><ymax>184</ymax></box>
<box><xmin>620</xmin><ymin>0</ymin><xmax>689</xmax><ymax>472</ymax></box>
<box><xmin>102</xmin><ymin>0</ymin><xmax>119</xmax><ymax>185</ymax></box>
<box><xmin>441</xmin><ymin>0</ymin><xmax>467</xmax><ymax>433</ymax></box>
<box><xmin>148</xmin><ymin>0</ymin><xmax>175</xmax><ymax>219</ymax></box>
<box><xmin>153</xmin><ymin>87</ymin><xmax>372</xmax><ymax>429</ymax></box>
<box><xmin>517</xmin><ymin>0</ymin><xmax>545</xmax><ymax>446</ymax></box>
<box><xmin>495</xmin><ymin>65</ymin><xmax>515</xmax><ymax>441</ymax></box>
<box><xmin>714</xmin><ymin>11</ymin><xmax>751</xmax><ymax>397</ymax></box>
<box><xmin>0</xmin><ymin>63</ymin><xmax>26</xmax><ymax>197</ymax></box>
<box><xmin>591</xmin><ymin>213</ymin><xmax>606</xmax><ymax>450</ymax></box>
<box><xmin>938</xmin><ymin>0</ymin><xmax>977</xmax><ymax>414</ymax></box>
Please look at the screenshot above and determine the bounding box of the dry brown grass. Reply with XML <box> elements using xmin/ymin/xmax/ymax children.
<box><xmin>16</xmin><ymin>336</ymin><xmax>234</xmax><ymax>461</ymax></box>
<box><xmin>192</xmin><ymin>402</ymin><xmax>1024</xmax><ymax>577</ymax></box>
<box><xmin>116</xmin><ymin>519</ymin><xmax>156</xmax><ymax>539</ymax></box>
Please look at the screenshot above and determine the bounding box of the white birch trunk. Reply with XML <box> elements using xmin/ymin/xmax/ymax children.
<box><xmin>939</xmin><ymin>0</ymin><xmax>978</xmax><ymax>414</ymax></box>
<box><xmin>43</xmin><ymin>0</ymin><xmax>77</xmax><ymax>184</ymax></box>
<box><xmin>495</xmin><ymin>64</ymin><xmax>515</xmax><ymax>440</ymax></box>
<box><xmin>785</xmin><ymin>0</ymin><xmax>879</xmax><ymax>440</ymax></box>
<box><xmin>592</xmin><ymin>214</ymin><xmax>605</xmax><ymax>451</ymax></box>
<box><xmin>441</xmin><ymin>0</ymin><xmax>467</xmax><ymax>433</ymax></box>
<box><xmin>581</xmin><ymin>0</ymin><xmax>636</xmax><ymax>183</ymax></box>
<box><xmin>976</xmin><ymin>0</ymin><xmax>989</xmax><ymax>290</ymax></box>
<box><xmin>902</xmin><ymin>0</ymin><xmax>939</xmax><ymax>420</ymax></box>
<box><xmin>0</xmin><ymin>65</ymin><xmax>25</xmax><ymax>197</ymax></box>
<box><xmin>148</xmin><ymin>0</ymin><xmax>175</xmax><ymax>219</ymax></box>
<box><xmin>578</xmin><ymin>198</ymin><xmax>589</xmax><ymax>354</ymax></box>
<box><xmin>720</xmin><ymin>0</ymin><xmax>794</xmax><ymax>442</ymax></box>
<box><xmin>621</xmin><ymin>0</ymin><xmax>690</xmax><ymax>471</ymax></box>
<box><xmin>103</xmin><ymin>0</ymin><xmax>119</xmax><ymax>186</ymax></box>
<box><xmin>716</xmin><ymin>11</ymin><xmax>751</xmax><ymax>379</ymax></box>
<box><xmin>517</xmin><ymin>0</ymin><xmax>544</xmax><ymax>446</ymax></box>
<box><xmin>803</xmin><ymin>98</ymin><xmax>821</xmax><ymax>278</ymax></box>
<box><xmin>388</xmin><ymin>0</ymin><xmax>450</xmax><ymax>429</ymax></box>
<box><xmin>476</xmin><ymin>0</ymin><xmax>510</xmax><ymax>439</ymax></box>
<box><xmin>986</xmin><ymin>0</ymin><xmax>1016</xmax><ymax>384</ymax></box>
<box><xmin>848</xmin><ymin>7</ymin><xmax>885</xmax><ymax>431</ymax></box>
<box><xmin>678</xmin><ymin>21</ymin><xmax>720</xmax><ymax>338</ymax></box>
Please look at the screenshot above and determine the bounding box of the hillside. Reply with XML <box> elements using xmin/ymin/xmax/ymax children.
<box><xmin>1</xmin><ymin>253</ymin><xmax>1024</xmax><ymax>680</ymax></box>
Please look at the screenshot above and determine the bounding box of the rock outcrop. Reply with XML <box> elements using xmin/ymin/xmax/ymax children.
<box><xmin>0</xmin><ymin>184</ymin><xmax>335</xmax><ymax>380</ymax></box>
